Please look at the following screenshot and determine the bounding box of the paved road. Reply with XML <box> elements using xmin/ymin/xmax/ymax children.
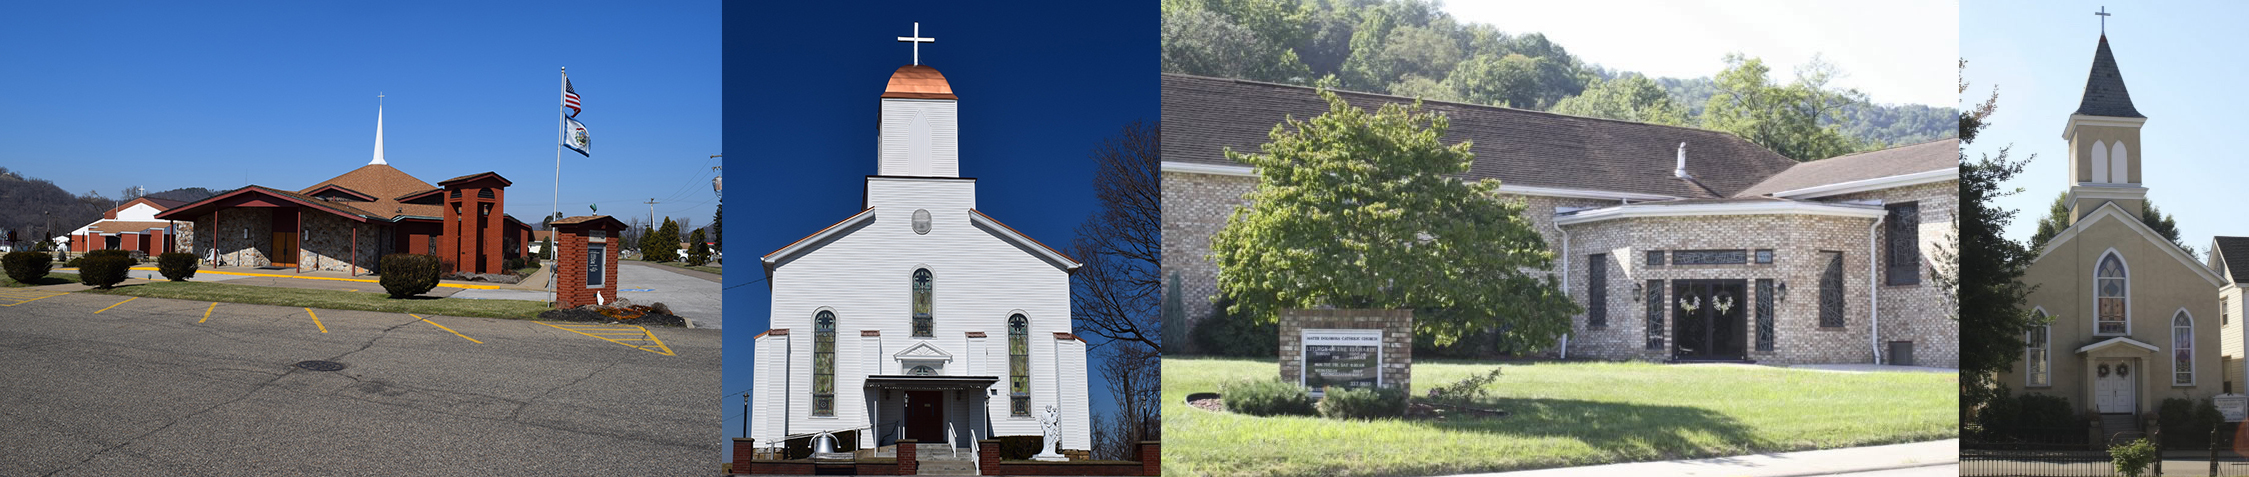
<box><xmin>0</xmin><ymin>289</ymin><xmax>720</xmax><ymax>476</ymax></box>
<box><xmin>615</xmin><ymin>261</ymin><xmax>724</xmax><ymax>329</ymax></box>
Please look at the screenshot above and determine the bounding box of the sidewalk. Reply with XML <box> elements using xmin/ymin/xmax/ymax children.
<box><xmin>63</xmin><ymin>264</ymin><xmax>533</xmax><ymax>294</ymax></box>
<box><xmin>1445</xmin><ymin>439</ymin><xmax>1957</xmax><ymax>477</ymax></box>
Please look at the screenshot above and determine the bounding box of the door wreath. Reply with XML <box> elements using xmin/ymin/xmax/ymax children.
<box><xmin>2098</xmin><ymin>363</ymin><xmax>2110</xmax><ymax>377</ymax></box>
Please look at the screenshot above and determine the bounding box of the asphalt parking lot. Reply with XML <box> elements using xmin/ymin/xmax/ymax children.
<box><xmin>0</xmin><ymin>288</ymin><xmax>720</xmax><ymax>476</ymax></box>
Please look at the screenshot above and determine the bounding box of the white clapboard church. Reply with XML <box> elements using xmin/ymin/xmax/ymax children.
<box><xmin>753</xmin><ymin>35</ymin><xmax>1092</xmax><ymax>457</ymax></box>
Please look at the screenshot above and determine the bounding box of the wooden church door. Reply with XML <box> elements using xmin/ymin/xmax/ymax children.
<box><xmin>906</xmin><ymin>390</ymin><xmax>945</xmax><ymax>442</ymax></box>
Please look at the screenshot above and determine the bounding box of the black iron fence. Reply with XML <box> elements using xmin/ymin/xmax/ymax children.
<box><xmin>1964</xmin><ymin>423</ymin><xmax>2249</xmax><ymax>477</ymax></box>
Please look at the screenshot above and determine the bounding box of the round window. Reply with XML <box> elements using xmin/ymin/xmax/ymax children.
<box><xmin>912</xmin><ymin>209</ymin><xmax>932</xmax><ymax>235</ymax></box>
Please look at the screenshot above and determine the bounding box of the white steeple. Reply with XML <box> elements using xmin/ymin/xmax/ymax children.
<box><xmin>370</xmin><ymin>94</ymin><xmax>387</xmax><ymax>166</ymax></box>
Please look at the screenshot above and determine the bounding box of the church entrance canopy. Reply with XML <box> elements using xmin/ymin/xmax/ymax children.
<box><xmin>862</xmin><ymin>375</ymin><xmax>998</xmax><ymax>391</ymax></box>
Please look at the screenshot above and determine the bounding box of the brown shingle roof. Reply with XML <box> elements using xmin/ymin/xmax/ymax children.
<box><xmin>1732</xmin><ymin>138</ymin><xmax>1958</xmax><ymax>197</ymax></box>
<box><xmin>301</xmin><ymin>164</ymin><xmax>441</xmax><ymax>220</ymax></box>
<box><xmin>1162</xmin><ymin>74</ymin><xmax>1800</xmax><ymax>198</ymax></box>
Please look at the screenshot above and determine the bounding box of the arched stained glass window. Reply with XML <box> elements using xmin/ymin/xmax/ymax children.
<box><xmin>1009</xmin><ymin>314</ymin><xmax>1030</xmax><ymax>417</ymax></box>
<box><xmin>2097</xmin><ymin>253</ymin><xmax>2127</xmax><ymax>335</ymax></box>
<box><xmin>813</xmin><ymin>310</ymin><xmax>836</xmax><ymax>416</ymax></box>
<box><xmin>912</xmin><ymin>269</ymin><xmax>933</xmax><ymax>337</ymax></box>
<box><xmin>2176</xmin><ymin>311</ymin><xmax>2195</xmax><ymax>386</ymax></box>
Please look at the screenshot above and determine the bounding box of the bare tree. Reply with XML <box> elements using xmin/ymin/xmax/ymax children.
<box><xmin>1090</xmin><ymin>343</ymin><xmax>1161</xmax><ymax>460</ymax></box>
<box><xmin>1070</xmin><ymin>121</ymin><xmax>1163</xmax><ymax>352</ymax></box>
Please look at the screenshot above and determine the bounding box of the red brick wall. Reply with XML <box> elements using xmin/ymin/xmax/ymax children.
<box><xmin>896</xmin><ymin>439</ymin><xmax>917</xmax><ymax>475</ymax></box>
<box><xmin>554</xmin><ymin>225</ymin><xmax>620</xmax><ymax>308</ymax></box>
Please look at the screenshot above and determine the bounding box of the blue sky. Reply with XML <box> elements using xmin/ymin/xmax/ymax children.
<box><xmin>1962</xmin><ymin>1</ymin><xmax>2249</xmax><ymax>250</ymax></box>
<box><xmin>0</xmin><ymin>1</ymin><xmax>720</xmax><ymax>228</ymax></box>
<box><xmin>1454</xmin><ymin>0</ymin><xmax>1958</xmax><ymax>107</ymax></box>
<box><xmin>720</xmin><ymin>0</ymin><xmax>1156</xmax><ymax>456</ymax></box>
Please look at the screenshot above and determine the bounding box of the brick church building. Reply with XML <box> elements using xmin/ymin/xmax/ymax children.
<box><xmin>1163</xmin><ymin>74</ymin><xmax>1959</xmax><ymax>367</ymax></box>
<box><xmin>154</xmin><ymin>106</ymin><xmax>532</xmax><ymax>275</ymax></box>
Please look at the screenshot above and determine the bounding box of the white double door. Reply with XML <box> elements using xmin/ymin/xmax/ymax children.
<box><xmin>2095</xmin><ymin>360</ymin><xmax>2136</xmax><ymax>414</ymax></box>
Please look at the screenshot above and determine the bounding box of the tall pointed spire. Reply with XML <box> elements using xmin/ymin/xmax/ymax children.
<box><xmin>370</xmin><ymin>94</ymin><xmax>388</xmax><ymax>165</ymax></box>
<box><xmin>2075</xmin><ymin>35</ymin><xmax>2144</xmax><ymax>118</ymax></box>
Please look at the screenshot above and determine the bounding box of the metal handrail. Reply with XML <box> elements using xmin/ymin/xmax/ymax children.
<box><xmin>945</xmin><ymin>422</ymin><xmax>958</xmax><ymax>458</ymax></box>
<box><xmin>970</xmin><ymin>429</ymin><xmax>982</xmax><ymax>471</ymax></box>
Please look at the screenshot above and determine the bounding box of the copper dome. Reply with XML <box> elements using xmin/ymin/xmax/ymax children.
<box><xmin>881</xmin><ymin>65</ymin><xmax>957</xmax><ymax>100</ymax></box>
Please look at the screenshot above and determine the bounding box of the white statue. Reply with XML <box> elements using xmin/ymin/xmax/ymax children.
<box><xmin>1034</xmin><ymin>404</ymin><xmax>1066</xmax><ymax>461</ymax></box>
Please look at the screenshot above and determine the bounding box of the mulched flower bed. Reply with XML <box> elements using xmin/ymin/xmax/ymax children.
<box><xmin>537</xmin><ymin>302</ymin><xmax>689</xmax><ymax>327</ymax></box>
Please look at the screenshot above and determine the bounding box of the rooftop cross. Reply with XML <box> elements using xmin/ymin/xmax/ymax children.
<box><xmin>897</xmin><ymin>22</ymin><xmax>934</xmax><ymax>66</ymax></box>
<box><xmin>2096</xmin><ymin>6</ymin><xmax>2110</xmax><ymax>35</ymax></box>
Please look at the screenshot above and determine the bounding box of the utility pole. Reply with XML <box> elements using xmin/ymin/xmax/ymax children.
<box><xmin>644</xmin><ymin>198</ymin><xmax>659</xmax><ymax>231</ymax></box>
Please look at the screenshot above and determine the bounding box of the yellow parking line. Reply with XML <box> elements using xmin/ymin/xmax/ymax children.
<box><xmin>307</xmin><ymin>308</ymin><xmax>326</xmax><ymax>333</ymax></box>
<box><xmin>413</xmin><ymin>314</ymin><xmax>482</xmax><ymax>344</ymax></box>
<box><xmin>0</xmin><ymin>291</ymin><xmax>67</xmax><ymax>306</ymax></box>
<box><xmin>537</xmin><ymin>322</ymin><xmax>676</xmax><ymax>356</ymax></box>
<box><xmin>94</xmin><ymin>297</ymin><xmax>137</xmax><ymax>314</ymax></box>
<box><xmin>199</xmin><ymin>302</ymin><xmax>217</xmax><ymax>323</ymax></box>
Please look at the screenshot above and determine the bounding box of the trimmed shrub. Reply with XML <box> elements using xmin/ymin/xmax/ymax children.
<box><xmin>157</xmin><ymin>252</ymin><xmax>198</xmax><ymax>281</ymax></box>
<box><xmin>2</xmin><ymin>251</ymin><xmax>53</xmax><ymax>284</ymax></box>
<box><xmin>378</xmin><ymin>253</ymin><xmax>442</xmax><ymax>298</ymax></box>
<box><xmin>2111</xmin><ymin>437</ymin><xmax>2156</xmax><ymax>477</ymax></box>
<box><xmin>84</xmin><ymin>249</ymin><xmax>131</xmax><ymax>260</ymax></box>
<box><xmin>2157</xmin><ymin>397</ymin><xmax>2223</xmax><ymax>448</ymax></box>
<box><xmin>1192</xmin><ymin>295</ymin><xmax>1278</xmax><ymax>357</ymax></box>
<box><xmin>1221</xmin><ymin>378</ymin><xmax>1316</xmax><ymax>417</ymax></box>
<box><xmin>996</xmin><ymin>435</ymin><xmax>1044</xmax><ymax>460</ymax></box>
<box><xmin>63</xmin><ymin>257</ymin><xmax>84</xmax><ymax>268</ymax></box>
<box><xmin>77</xmin><ymin>255</ymin><xmax>133</xmax><ymax>289</ymax></box>
<box><xmin>1318</xmin><ymin>386</ymin><xmax>1408</xmax><ymax>420</ymax></box>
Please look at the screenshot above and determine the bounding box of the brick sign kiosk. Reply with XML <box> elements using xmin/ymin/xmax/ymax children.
<box><xmin>1279</xmin><ymin>309</ymin><xmax>1414</xmax><ymax>397</ymax></box>
<box><xmin>550</xmin><ymin>215</ymin><xmax>626</xmax><ymax>308</ymax></box>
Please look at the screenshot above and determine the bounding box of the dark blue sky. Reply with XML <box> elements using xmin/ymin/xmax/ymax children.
<box><xmin>720</xmin><ymin>1</ymin><xmax>1156</xmax><ymax>452</ymax></box>
<box><xmin>0</xmin><ymin>1</ymin><xmax>721</xmax><ymax>226</ymax></box>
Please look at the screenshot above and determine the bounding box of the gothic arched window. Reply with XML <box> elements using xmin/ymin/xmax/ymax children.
<box><xmin>813</xmin><ymin>310</ymin><xmax>836</xmax><ymax>416</ymax></box>
<box><xmin>2097</xmin><ymin>253</ymin><xmax>2128</xmax><ymax>335</ymax></box>
<box><xmin>1009</xmin><ymin>314</ymin><xmax>1030</xmax><ymax>417</ymax></box>
<box><xmin>2175</xmin><ymin>310</ymin><xmax>2195</xmax><ymax>386</ymax></box>
<box><xmin>912</xmin><ymin>269</ymin><xmax>933</xmax><ymax>337</ymax></box>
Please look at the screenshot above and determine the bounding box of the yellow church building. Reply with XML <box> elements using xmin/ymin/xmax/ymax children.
<box><xmin>1998</xmin><ymin>33</ymin><xmax>2232</xmax><ymax>438</ymax></box>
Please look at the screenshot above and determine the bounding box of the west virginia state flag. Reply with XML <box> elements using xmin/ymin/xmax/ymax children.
<box><xmin>564</xmin><ymin>117</ymin><xmax>591</xmax><ymax>157</ymax></box>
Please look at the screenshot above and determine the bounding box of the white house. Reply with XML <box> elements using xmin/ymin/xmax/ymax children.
<box><xmin>755</xmin><ymin>63</ymin><xmax>1091</xmax><ymax>455</ymax></box>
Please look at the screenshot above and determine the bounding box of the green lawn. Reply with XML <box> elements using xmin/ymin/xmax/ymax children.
<box><xmin>2</xmin><ymin>272</ymin><xmax>80</xmax><ymax>287</ymax></box>
<box><xmin>1163</xmin><ymin>356</ymin><xmax>1957</xmax><ymax>477</ymax></box>
<box><xmin>78</xmin><ymin>280</ymin><xmax>551</xmax><ymax>319</ymax></box>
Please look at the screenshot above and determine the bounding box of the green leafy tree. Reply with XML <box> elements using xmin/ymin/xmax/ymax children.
<box><xmin>1950</xmin><ymin>59</ymin><xmax>2043</xmax><ymax>421</ymax></box>
<box><xmin>1550</xmin><ymin>75</ymin><xmax>1689</xmax><ymax>125</ymax></box>
<box><xmin>1700</xmin><ymin>54</ymin><xmax>1869</xmax><ymax>161</ymax></box>
<box><xmin>2028</xmin><ymin>192</ymin><xmax>2196</xmax><ymax>258</ymax></box>
<box><xmin>1441</xmin><ymin>54</ymin><xmax>1540</xmax><ymax>108</ymax></box>
<box><xmin>1210</xmin><ymin>90</ymin><xmax>1579</xmax><ymax>348</ymax></box>
<box><xmin>1162</xmin><ymin>9</ymin><xmax>1313</xmax><ymax>83</ymax></box>
<box><xmin>1385</xmin><ymin>75</ymin><xmax>1456</xmax><ymax>102</ymax></box>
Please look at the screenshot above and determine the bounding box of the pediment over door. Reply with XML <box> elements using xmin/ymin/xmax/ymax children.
<box><xmin>892</xmin><ymin>342</ymin><xmax>952</xmax><ymax>362</ymax></box>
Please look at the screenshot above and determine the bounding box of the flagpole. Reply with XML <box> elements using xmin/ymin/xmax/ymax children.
<box><xmin>552</xmin><ymin>66</ymin><xmax>565</xmax><ymax>307</ymax></box>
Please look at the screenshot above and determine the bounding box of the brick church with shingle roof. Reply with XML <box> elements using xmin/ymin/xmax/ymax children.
<box><xmin>154</xmin><ymin>106</ymin><xmax>532</xmax><ymax>275</ymax></box>
<box><xmin>1164</xmin><ymin>74</ymin><xmax>1960</xmax><ymax>366</ymax></box>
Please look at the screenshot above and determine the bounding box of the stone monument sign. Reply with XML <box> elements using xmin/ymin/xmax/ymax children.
<box><xmin>1278</xmin><ymin>309</ymin><xmax>1412</xmax><ymax>397</ymax></box>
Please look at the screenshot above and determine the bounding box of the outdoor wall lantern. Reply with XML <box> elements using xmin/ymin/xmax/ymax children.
<box><xmin>1631</xmin><ymin>282</ymin><xmax>1644</xmax><ymax>302</ymax></box>
<box><xmin>1777</xmin><ymin>281</ymin><xmax>1789</xmax><ymax>302</ymax></box>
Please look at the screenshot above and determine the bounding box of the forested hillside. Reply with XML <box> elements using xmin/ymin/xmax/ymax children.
<box><xmin>0</xmin><ymin>167</ymin><xmax>221</xmax><ymax>243</ymax></box>
<box><xmin>1161</xmin><ymin>0</ymin><xmax>1957</xmax><ymax>160</ymax></box>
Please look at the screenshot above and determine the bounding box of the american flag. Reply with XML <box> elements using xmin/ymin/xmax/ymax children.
<box><xmin>562</xmin><ymin>76</ymin><xmax>581</xmax><ymax>118</ymax></box>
